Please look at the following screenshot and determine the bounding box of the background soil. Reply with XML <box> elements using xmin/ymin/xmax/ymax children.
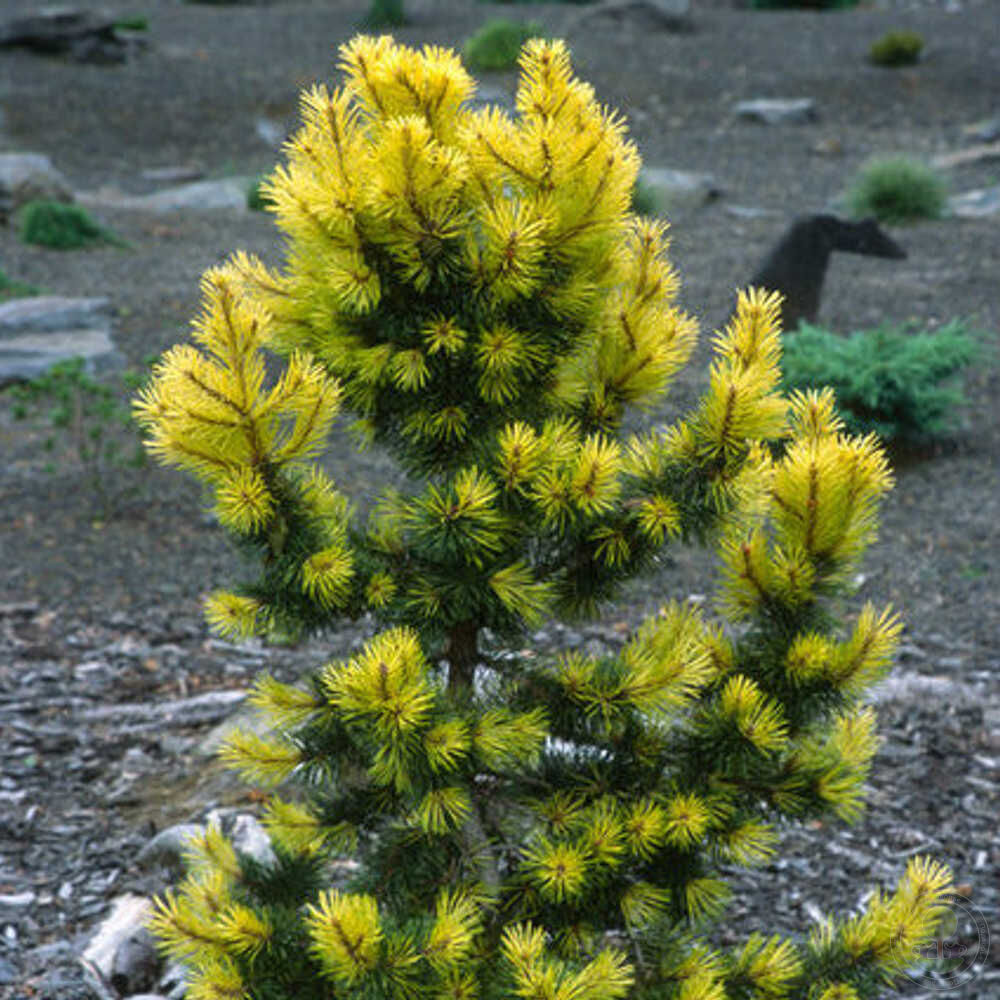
<box><xmin>0</xmin><ymin>1</ymin><xmax>997</xmax><ymax>998</ymax></box>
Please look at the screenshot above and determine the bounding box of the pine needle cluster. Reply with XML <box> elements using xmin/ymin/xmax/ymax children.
<box><xmin>135</xmin><ymin>35</ymin><xmax>953</xmax><ymax>1000</ymax></box>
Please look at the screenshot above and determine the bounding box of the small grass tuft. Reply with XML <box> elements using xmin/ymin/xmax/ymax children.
<box><xmin>869</xmin><ymin>30</ymin><xmax>924</xmax><ymax>68</ymax></box>
<box><xmin>0</xmin><ymin>268</ymin><xmax>40</xmax><ymax>301</ymax></box>
<box><xmin>361</xmin><ymin>0</ymin><xmax>406</xmax><ymax>29</ymax></box>
<box><xmin>246</xmin><ymin>176</ymin><xmax>275</xmax><ymax>212</ymax></box>
<box><xmin>18</xmin><ymin>201</ymin><xmax>127</xmax><ymax>250</ymax></box>
<box><xmin>845</xmin><ymin>156</ymin><xmax>947</xmax><ymax>224</ymax></box>
<box><xmin>463</xmin><ymin>19</ymin><xmax>543</xmax><ymax>72</ymax></box>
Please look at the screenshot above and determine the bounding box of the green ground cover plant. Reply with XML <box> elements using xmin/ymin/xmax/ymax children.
<box><xmin>845</xmin><ymin>156</ymin><xmax>947</xmax><ymax>224</ymax></box>
<box><xmin>362</xmin><ymin>0</ymin><xmax>406</xmax><ymax>29</ymax></box>
<box><xmin>464</xmin><ymin>19</ymin><xmax>543</xmax><ymax>71</ymax></box>
<box><xmin>11</xmin><ymin>357</ymin><xmax>155</xmax><ymax>517</ymax></box>
<box><xmin>781</xmin><ymin>321</ymin><xmax>982</xmax><ymax>445</ymax></box>
<box><xmin>18</xmin><ymin>200</ymin><xmax>126</xmax><ymax>250</ymax></box>
<box><xmin>0</xmin><ymin>268</ymin><xmax>39</xmax><ymax>301</ymax></box>
<box><xmin>869</xmin><ymin>30</ymin><xmax>924</xmax><ymax>68</ymax></box>
<box><xmin>135</xmin><ymin>34</ymin><xmax>955</xmax><ymax>1000</ymax></box>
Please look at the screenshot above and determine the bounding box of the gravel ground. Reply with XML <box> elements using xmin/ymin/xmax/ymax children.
<box><xmin>0</xmin><ymin>1</ymin><xmax>998</xmax><ymax>997</ymax></box>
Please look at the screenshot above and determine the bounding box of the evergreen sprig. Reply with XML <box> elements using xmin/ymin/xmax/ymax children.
<box><xmin>137</xmin><ymin>35</ymin><xmax>954</xmax><ymax>1000</ymax></box>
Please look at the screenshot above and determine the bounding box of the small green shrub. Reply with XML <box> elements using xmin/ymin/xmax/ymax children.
<box><xmin>750</xmin><ymin>0</ymin><xmax>858</xmax><ymax>9</ymax></box>
<box><xmin>846</xmin><ymin>156</ymin><xmax>947</xmax><ymax>224</ymax></box>
<box><xmin>463</xmin><ymin>19</ymin><xmax>543</xmax><ymax>72</ymax></box>
<box><xmin>869</xmin><ymin>30</ymin><xmax>924</xmax><ymax>67</ymax></box>
<box><xmin>362</xmin><ymin>0</ymin><xmax>406</xmax><ymax>29</ymax></box>
<box><xmin>9</xmin><ymin>357</ymin><xmax>157</xmax><ymax>517</ymax></box>
<box><xmin>18</xmin><ymin>200</ymin><xmax>126</xmax><ymax>250</ymax></box>
<box><xmin>0</xmin><ymin>268</ymin><xmax>39</xmax><ymax>301</ymax></box>
<box><xmin>780</xmin><ymin>321</ymin><xmax>981</xmax><ymax>444</ymax></box>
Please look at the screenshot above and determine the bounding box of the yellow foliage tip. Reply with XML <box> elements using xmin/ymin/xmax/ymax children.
<box><xmin>185</xmin><ymin>953</ymin><xmax>248</xmax><ymax>1000</ymax></box>
<box><xmin>218</xmin><ymin>730</ymin><xmax>302</xmax><ymax>788</ymax></box>
<box><xmin>204</xmin><ymin>591</ymin><xmax>261</xmax><ymax>641</ymax></box>
<box><xmin>720</xmin><ymin>287</ymin><xmax>784</xmax><ymax>367</ymax></box>
<box><xmin>719</xmin><ymin>675</ymin><xmax>789</xmax><ymax>754</ymax></box>
<box><xmin>732</xmin><ymin>933</ymin><xmax>802</xmax><ymax>997</ymax></box>
<box><xmin>214</xmin><ymin>467</ymin><xmax>274</xmax><ymax>534</ymax></box>
<box><xmin>249</xmin><ymin>673</ymin><xmax>321</xmax><ymax>729</ymax></box>
<box><xmin>262</xmin><ymin>797</ymin><xmax>334</xmax><ymax>856</ymax></box>
<box><xmin>305</xmin><ymin>889</ymin><xmax>383</xmax><ymax>984</ymax></box>
<box><xmin>301</xmin><ymin>545</ymin><xmax>354</xmax><ymax>608</ymax></box>
<box><xmin>413</xmin><ymin>786</ymin><xmax>472</xmax><ymax>835</ymax></box>
<box><xmin>424</xmin><ymin>890</ymin><xmax>482</xmax><ymax>971</ymax></box>
<box><xmin>522</xmin><ymin>839</ymin><xmax>589</xmax><ymax>902</ymax></box>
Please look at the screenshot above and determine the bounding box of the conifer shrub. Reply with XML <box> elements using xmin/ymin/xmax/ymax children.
<box><xmin>247</xmin><ymin>175</ymin><xmax>274</xmax><ymax>212</ymax></box>
<box><xmin>18</xmin><ymin>200</ymin><xmax>125</xmax><ymax>250</ymax></box>
<box><xmin>362</xmin><ymin>0</ymin><xmax>406</xmax><ymax>30</ymax></box>
<box><xmin>464</xmin><ymin>19</ymin><xmax>543</xmax><ymax>72</ymax></box>
<box><xmin>869</xmin><ymin>30</ymin><xmax>924</xmax><ymax>68</ymax></box>
<box><xmin>781</xmin><ymin>321</ymin><xmax>981</xmax><ymax>445</ymax></box>
<box><xmin>135</xmin><ymin>35</ymin><xmax>955</xmax><ymax>1000</ymax></box>
<box><xmin>845</xmin><ymin>156</ymin><xmax>947</xmax><ymax>224</ymax></box>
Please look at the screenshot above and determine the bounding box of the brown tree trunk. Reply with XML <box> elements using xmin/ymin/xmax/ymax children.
<box><xmin>445</xmin><ymin>619</ymin><xmax>479</xmax><ymax>696</ymax></box>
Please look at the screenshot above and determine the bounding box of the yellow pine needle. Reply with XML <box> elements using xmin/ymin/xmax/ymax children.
<box><xmin>301</xmin><ymin>544</ymin><xmax>354</xmax><ymax>608</ymax></box>
<box><xmin>534</xmin><ymin>791</ymin><xmax>587</xmax><ymax>836</ymax></box>
<box><xmin>218</xmin><ymin>904</ymin><xmax>272</xmax><ymax>958</ymax></box>
<box><xmin>622</xmin><ymin>799</ymin><xmax>669</xmax><ymax>859</ymax></box>
<box><xmin>734</xmin><ymin>934</ymin><xmax>802</xmax><ymax>997</ymax></box>
<box><xmin>816</xmin><ymin>986</ymin><xmax>860</xmax><ymax>1000</ymax></box>
<box><xmin>715</xmin><ymin>288</ymin><xmax>784</xmax><ymax>377</ymax></box>
<box><xmin>683</xmin><ymin>877</ymin><xmax>731</xmax><ymax>923</ymax></box>
<box><xmin>662</xmin><ymin>793</ymin><xmax>713</xmax><ymax>849</ymax></box>
<box><xmin>562</xmin><ymin>948</ymin><xmax>634</xmax><ymax>1000</ymax></box>
<box><xmin>522</xmin><ymin>839</ymin><xmax>589</xmax><ymax>902</ymax></box>
<box><xmin>473</xmin><ymin>708</ymin><xmax>548</xmax><ymax>769</ymax></box>
<box><xmin>489</xmin><ymin>562</ymin><xmax>555</xmax><ymax>625</ymax></box>
<box><xmin>424</xmin><ymin>890</ymin><xmax>482</xmax><ymax>971</ymax></box>
<box><xmin>423</xmin><ymin>719</ymin><xmax>472</xmax><ymax>772</ymax></box>
<box><xmin>784</xmin><ymin>633</ymin><xmax>836</xmax><ymax>685</ymax></box>
<box><xmin>389</xmin><ymin>349</ymin><xmax>431</xmax><ymax>392</ymax></box>
<box><xmin>476</xmin><ymin>325</ymin><xmax>541</xmax><ymax>403</ymax></box>
<box><xmin>185</xmin><ymin>954</ymin><xmax>248</xmax><ymax>1000</ymax></box>
<box><xmin>635</xmin><ymin>494</ymin><xmax>681</xmax><ymax>545</ymax></box>
<box><xmin>579</xmin><ymin>803</ymin><xmax>625</xmax><ymax>867</ymax></box>
<box><xmin>261</xmin><ymin>797</ymin><xmax>340</xmax><ymax>856</ymax></box>
<box><xmin>326</xmin><ymin>627</ymin><xmax>434</xmax><ymax>741</ymax></box>
<box><xmin>213</xmin><ymin>467</ymin><xmax>274</xmax><ymax>534</ymax></box>
<box><xmin>620</xmin><ymin>881</ymin><xmax>670</xmax><ymax>928</ymax></box>
<box><xmin>718</xmin><ymin>529</ymin><xmax>772</xmax><ymax>620</ymax></box>
<box><xmin>414</xmin><ymin>787</ymin><xmax>472</xmax><ymax>835</ymax></box>
<box><xmin>203</xmin><ymin>591</ymin><xmax>261</xmax><ymax>640</ymax></box>
<box><xmin>183</xmin><ymin>824</ymin><xmax>240</xmax><ymax>880</ymax></box>
<box><xmin>830</xmin><ymin>604</ymin><xmax>902</xmax><ymax>693</ymax></box>
<box><xmin>422</xmin><ymin>315</ymin><xmax>468</xmax><ymax>356</ymax></box>
<box><xmin>305</xmin><ymin>890</ymin><xmax>382</xmax><ymax>984</ymax></box>
<box><xmin>719</xmin><ymin>675</ymin><xmax>789</xmax><ymax>755</ymax></box>
<box><xmin>714</xmin><ymin>820</ymin><xmax>777</xmax><ymax>866</ymax></box>
<box><xmin>217</xmin><ymin>730</ymin><xmax>302</xmax><ymax>788</ymax></box>
<box><xmin>590</xmin><ymin>525</ymin><xmax>630</xmax><ymax>567</ymax></box>
<box><xmin>786</xmin><ymin>387</ymin><xmax>845</xmax><ymax>441</ymax></box>
<box><xmin>249</xmin><ymin>674</ymin><xmax>320</xmax><ymax>730</ymax></box>
<box><xmin>365</xmin><ymin>572</ymin><xmax>397</xmax><ymax>609</ymax></box>
<box><xmin>148</xmin><ymin>882</ymin><xmax>231</xmax><ymax>962</ymax></box>
<box><xmin>570</xmin><ymin>435</ymin><xmax>621</xmax><ymax>514</ymax></box>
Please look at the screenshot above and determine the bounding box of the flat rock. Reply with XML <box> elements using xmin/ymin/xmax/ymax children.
<box><xmin>0</xmin><ymin>295</ymin><xmax>111</xmax><ymax>336</ymax></box>
<box><xmin>0</xmin><ymin>152</ymin><xmax>74</xmax><ymax>223</ymax></box>
<box><xmin>569</xmin><ymin>0</ymin><xmax>692</xmax><ymax>33</ymax></box>
<box><xmin>638</xmin><ymin>165</ymin><xmax>721</xmax><ymax>217</ymax></box>
<box><xmin>79</xmin><ymin>177</ymin><xmax>254</xmax><ymax>214</ymax></box>
<box><xmin>932</xmin><ymin>141</ymin><xmax>1000</xmax><ymax>169</ymax></box>
<box><xmin>948</xmin><ymin>185</ymin><xmax>1000</xmax><ymax>218</ymax></box>
<box><xmin>0</xmin><ymin>329</ymin><xmax>124</xmax><ymax>385</ymax></box>
<box><xmin>0</xmin><ymin>7</ymin><xmax>132</xmax><ymax>64</ymax></box>
<box><xmin>734</xmin><ymin>98</ymin><xmax>818</xmax><ymax>125</ymax></box>
<box><xmin>81</xmin><ymin>893</ymin><xmax>153</xmax><ymax>981</ymax></box>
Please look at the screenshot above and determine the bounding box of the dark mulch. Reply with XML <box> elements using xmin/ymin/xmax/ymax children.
<box><xmin>0</xmin><ymin>1</ymin><xmax>997</xmax><ymax>997</ymax></box>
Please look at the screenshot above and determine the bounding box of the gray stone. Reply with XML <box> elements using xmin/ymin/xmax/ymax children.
<box><xmin>0</xmin><ymin>8</ymin><xmax>131</xmax><ymax>64</ymax></box>
<box><xmin>78</xmin><ymin>177</ymin><xmax>253</xmax><ymax>214</ymax></box>
<box><xmin>569</xmin><ymin>0</ymin><xmax>692</xmax><ymax>33</ymax></box>
<box><xmin>141</xmin><ymin>166</ymin><xmax>205</xmax><ymax>184</ymax></box>
<box><xmin>0</xmin><ymin>329</ymin><xmax>124</xmax><ymax>385</ymax></box>
<box><xmin>734</xmin><ymin>98</ymin><xmax>818</xmax><ymax>125</ymax></box>
<box><xmin>948</xmin><ymin>185</ymin><xmax>1000</xmax><ymax>218</ymax></box>
<box><xmin>0</xmin><ymin>957</ymin><xmax>15</xmax><ymax>985</ymax></box>
<box><xmin>205</xmin><ymin>810</ymin><xmax>277</xmax><ymax>868</ymax></box>
<box><xmin>0</xmin><ymin>296</ymin><xmax>111</xmax><ymax>337</ymax></box>
<box><xmin>465</xmin><ymin>84</ymin><xmax>516</xmax><ymax>115</ymax></box>
<box><xmin>111</xmin><ymin>926</ymin><xmax>160</xmax><ymax>996</ymax></box>
<box><xmin>136</xmin><ymin>823</ymin><xmax>204</xmax><ymax>873</ymax></box>
<box><xmin>963</xmin><ymin>115</ymin><xmax>1000</xmax><ymax>143</ymax></box>
<box><xmin>638</xmin><ymin>165</ymin><xmax>721</xmax><ymax>217</ymax></box>
<box><xmin>0</xmin><ymin>152</ymin><xmax>74</xmax><ymax>223</ymax></box>
<box><xmin>81</xmin><ymin>894</ymin><xmax>153</xmax><ymax>982</ymax></box>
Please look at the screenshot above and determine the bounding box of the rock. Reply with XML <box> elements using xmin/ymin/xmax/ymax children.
<box><xmin>78</xmin><ymin>177</ymin><xmax>254</xmax><ymax>214</ymax></box>
<box><xmin>932</xmin><ymin>141</ymin><xmax>1000</xmax><ymax>169</ymax></box>
<box><xmin>110</xmin><ymin>926</ymin><xmax>161</xmax><ymax>996</ymax></box>
<box><xmin>0</xmin><ymin>152</ymin><xmax>74</xmax><ymax>224</ymax></box>
<box><xmin>568</xmin><ymin>0</ymin><xmax>692</xmax><ymax>33</ymax></box>
<box><xmin>638</xmin><ymin>165</ymin><xmax>721</xmax><ymax>217</ymax></box>
<box><xmin>0</xmin><ymin>956</ymin><xmax>16</xmax><ymax>984</ymax></box>
<box><xmin>0</xmin><ymin>295</ymin><xmax>110</xmax><ymax>334</ymax></box>
<box><xmin>256</xmin><ymin>116</ymin><xmax>291</xmax><ymax>149</ymax></box>
<box><xmin>734</xmin><ymin>98</ymin><xmax>818</xmax><ymax>125</ymax></box>
<box><xmin>0</xmin><ymin>8</ymin><xmax>133</xmax><ymax>64</ymax></box>
<box><xmin>949</xmin><ymin>186</ymin><xmax>1000</xmax><ymax>217</ymax></box>
<box><xmin>81</xmin><ymin>893</ymin><xmax>153</xmax><ymax>983</ymax></box>
<box><xmin>205</xmin><ymin>810</ymin><xmax>277</xmax><ymax>868</ymax></box>
<box><xmin>465</xmin><ymin>84</ymin><xmax>516</xmax><ymax>115</ymax></box>
<box><xmin>141</xmin><ymin>166</ymin><xmax>205</xmax><ymax>184</ymax></box>
<box><xmin>136</xmin><ymin>823</ymin><xmax>204</xmax><ymax>873</ymax></box>
<box><xmin>962</xmin><ymin>115</ymin><xmax>1000</xmax><ymax>143</ymax></box>
<box><xmin>0</xmin><ymin>296</ymin><xmax>121</xmax><ymax>387</ymax></box>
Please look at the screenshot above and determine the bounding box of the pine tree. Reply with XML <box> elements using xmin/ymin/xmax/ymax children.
<box><xmin>134</xmin><ymin>35</ymin><xmax>953</xmax><ymax>1000</ymax></box>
